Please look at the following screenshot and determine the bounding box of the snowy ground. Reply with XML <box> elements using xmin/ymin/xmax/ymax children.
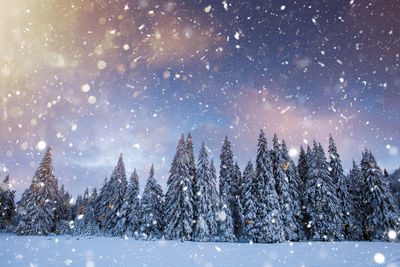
<box><xmin>0</xmin><ymin>233</ymin><xmax>399</xmax><ymax>267</ymax></box>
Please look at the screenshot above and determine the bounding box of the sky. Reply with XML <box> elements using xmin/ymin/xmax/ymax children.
<box><xmin>0</xmin><ymin>0</ymin><xmax>399</xmax><ymax>197</ymax></box>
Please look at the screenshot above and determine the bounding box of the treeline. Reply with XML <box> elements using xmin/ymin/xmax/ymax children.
<box><xmin>1</xmin><ymin>131</ymin><xmax>399</xmax><ymax>242</ymax></box>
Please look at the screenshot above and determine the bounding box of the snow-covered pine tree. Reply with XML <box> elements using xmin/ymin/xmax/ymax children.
<box><xmin>186</xmin><ymin>133</ymin><xmax>197</xmax><ymax>232</ymax></box>
<box><xmin>113</xmin><ymin>169</ymin><xmax>141</xmax><ymax>237</ymax></box>
<box><xmin>55</xmin><ymin>184</ymin><xmax>72</xmax><ymax>235</ymax></box>
<box><xmin>140</xmin><ymin>164</ymin><xmax>164</xmax><ymax>240</ymax></box>
<box><xmin>0</xmin><ymin>175</ymin><xmax>15</xmax><ymax>229</ymax></box>
<box><xmin>303</xmin><ymin>142</ymin><xmax>343</xmax><ymax>241</ymax></box>
<box><xmin>218</xmin><ymin>194</ymin><xmax>234</xmax><ymax>242</ymax></box>
<box><xmin>16</xmin><ymin>148</ymin><xmax>60</xmax><ymax>235</ymax></box>
<box><xmin>253</xmin><ymin>130</ymin><xmax>283</xmax><ymax>243</ymax></box>
<box><xmin>219</xmin><ymin>136</ymin><xmax>241</xmax><ymax>239</ymax></box>
<box><xmin>74</xmin><ymin>188</ymin><xmax>90</xmax><ymax>235</ymax></box>
<box><xmin>95</xmin><ymin>177</ymin><xmax>109</xmax><ymax>226</ymax></box>
<box><xmin>165</xmin><ymin>135</ymin><xmax>194</xmax><ymax>241</ymax></box>
<box><xmin>126</xmin><ymin>169</ymin><xmax>141</xmax><ymax>237</ymax></box>
<box><xmin>59</xmin><ymin>184</ymin><xmax>71</xmax><ymax>220</ymax></box>
<box><xmin>271</xmin><ymin>134</ymin><xmax>298</xmax><ymax>241</ymax></box>
<box><xmin>297</xmin><ymin>145</ymin><xmax>309</xmax><ymax>233</ymax></box>
<box><xmin>281</xmin><ymin>140</ymin><xmax>304</xmax><ymax>240</ymax></box>
<box><xmin>194</xmin><ymin>142</ymin><xmax>219</xmax><ymax>241</ymax></box>
<box><xmin>360</xmin><ymin>150</ymin><xmax>399</xmax><ymax>241</ymax></box>
<box><xmin>298</xmin><ymin>145</ymin><xmax>308</xmax><ymax>185</ymax></box>
<box><xmin>209</xmin><ymin>158</ymin><xmax>220</xmax><ymax>238</ymax></box>
<box><xmin>232</xmin><ymin>162</ymin><xmax>244</xmax><ymax>238</ymax></box>
<box><xmin>73</xmin><ymin>194</ymin><xmax>82</xmax><ymax>221</ymax></box>
<box><xmin>210</xmin><ymin>155</ymin><xmax>233</xmax><ymax>242</ymax></box>
<box><xmin>186</xmin><ymin>132</ymin><xmax>197</xmax><ymax>190</ymax></box>
<box><xmin>305</xmin><ymin>145</ymin><xmax>313</xmax><ymax>178</ymax></box>
<box><xmin>219</xmin><ymin>136</ymin><xmax>235</xmax><ymax>202</ymax></box>
<box><xmin>328</xmin><ymin>135</ymin><xmax>352</xmax><ymax>239</ymax></box>
<box><xmin>241</xmin><ymin>161</ymin><xmax>257</xmax><ymax>241</ymax></box>
<box><xmin>101</xmin><ymin>154</ymin><xmax>128</xmax><ymax>235</ymax></box>
<box><xmin>346</xmin><ymin>160</ymin><xmax>364</xmax><ymax>240</ymax></box>
<box><xmin>14</xmin><ymin>183</ymin><xmax>33</xmax><ymax>224</ymax></box>
<box><xmin>388</xmin><ymin>168</ymin><xmax>400</xmax><ymax>207</ymax></box>
<box><xmin>84</xmin><ymin>188</ymin><xmax>100</xmax><ymax>236</ymax></box>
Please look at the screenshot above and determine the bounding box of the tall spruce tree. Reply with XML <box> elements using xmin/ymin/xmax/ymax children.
<box><xmin>54</xmin><ymin>184</ymin><xmax>72</xmax><ymax>235</ymax></box>
<box><xmin>74</xmin><ymin>188</ymin><xmax>90</xmax><ymax>235</ymax></box>
<box><xmin>113</xmin><ymin>169</ymin><xmax>141</xmax><ymax>236</ymax></box>
<box><xmin>346</xmin><ymin>160</ymin><xmax>364</xmax><ymax>240</ymax></box>
<box><xmin>281</xmin><ymin>140</ymin><xmax>304</xmax><ymax>240</ymax></box>
<box><xmin>298</xmin><ymin>145</ymin><xmax>308</xmax><ymax>185</ymax></box>
<box><xmin>186</xmin><ymin>132</ymin><xmax>197</xmax><ymax>189</ymax></box>
<box><xmin>218</xmin><ymin>194</ymin><xmax>234</xmax><ymax>242</ymax></box>
<box><xmin>186</xmin><ymin>133</ymin><xmax>197</xmax><ymax>232</ymax></box>
<box><xmin>297</xmin><ymin>145</ymin><xmax>309</xmax><ymax>233</ymax></box>
<box><xmin>141</xmin><ymin>165</ymin><xmax>164</xmax><ymax>240</ymax></box>
<box><xmin>209</xmin><ymin>158</ymin><xmax>219</xmax><ymax>238</ymax></box>
<box><xmin>210</xmin><ymin>157</ymin><xmax>232</xmax><ymax>242</ymax></box>
<box><xmin>360</xmin><ymin>150</ymin><xmax>399</xmax><ymax>241</ymax></box>
<box><xmin>328</xmin><ymin>135</ymin><xmax>352</xmax><ymax>238</ymax></box>
<box><xmin>219</xmin><ymin>136</ymin><xmax>234</xmax><ymax>201</ymax></box>
<box><xmin>271</xmin><ymin>134</ymin><xmax>298</xmax><ymax>241</ymax></box>
<box><xmin>241</xmin><ymin>161</ymin><xmax>257</xmax><ymax>240</ymax></box>
<box><xmin>84</xmin><ymin>188</ymin><xmax>100</xmax><ymax>236</ymax></box>
<box><xmin>253</xmin><ymin>130</ymin><xmax>283</xmax><ymax>243</ymax></box>
<box><xmin>59</xmin><ymin>184</ymin><xmax>71</xmax><ymax>220</ymax></box>
<box><xmin>232</xmin><ymin>162</ymin><xmax>244</xmax><ymax>238</ymax></box>
<box><xmin>194</xmin><ymin>142</ymin><xmax>219</xmax><ymax>241</ymax></box>
<box><xmin>219</xmin><ymin>136</ymin><xmax>241</xmax><ymax>239</ymax></box>
<box><xmin>126</xmin><ymin>170</ymin><xmax>141</xmax><ymax>237</ymax></box>
<box><xmin>16</xmin><ymin>148</ymin><xmax>60</xmax><ymax>235</ymax></box>
<box><xmin>164</xmin><ymin>135</ymin><xmax>194</xmax><ymax>241</ymax></box>
<box><xmin>305</xmin><ymin>145</ymin><xmax>313</xmax><ymax>177</ymax></box>
<box><xmin>303</xmin><ymin>142</ymin><xmax>343</xmax><ymax>241</ymax></box>
<box><xmin>95</xmin><ymin>177</ymin><xmax>109</xmax><ymax>226</ymax></box>
<box><xmin>388</xmin><ymin>168</ymin><xmax>400</xmax><ymax>207</ymax></box>
<box><xmin>101</xmin><ymin>154</ymin><xmax>128</xmax><ymax>235</ymax></box>
<box><xmin>0</xmin><ymin>175</ymin><xmax>15</xmax><ymax>229</ymax></box>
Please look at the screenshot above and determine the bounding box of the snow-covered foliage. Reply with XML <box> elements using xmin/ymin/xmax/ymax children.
<box><xmin>271</xmin><ymin>134</ymin><xmax>298</xmax><ymax>241</ymax></box>
<box><xmin>346</xmin><ymin>161</ymin><xmax>364</xmax><ymax>240</ymax></box>
<box><xmin>241</xmin><ymin>161</ymin><xmax>257</xmax><ymax>240</ymax></box>
<box><xmin>193</xmin><ymin>143</ymin><xmax>219</xmax><ymax>241</ymax></box>
<box><xmin>219</xmin><ymin>136</ymin><xmax>241</xmax><ymax>239</ymax></box>
<box><xmin>281</xmin><ymin>140</ymin><xmax>304</xmax><ymax>240</ymax></box>
<box><xmin>303</xmin><ymin>142</ymin><xmax>343</xmax><ymax>241</ymax></box>
<box><xmin>140</xmin><ymin>165</ymin><xmax>164</xmax><ymax>240</ymax></box>
<box><xmin>360</xmin><ymin>150</ymin><xmax>399</xmax><ymax>241</ymax></box>
<box><xmin>100</xmin><ymin>155</ymin><xmax>128</xmax><ymax>235</ymax></box>
<box><xmin>0</xmin><ymin>175</ymin><xmax>15</xmax><ymax>230</ymax></box>
<box><xmin>253</xmin><ymin>130</ymin><xmax>283</xmax><ymax>243</ymax></box>
<box><xmin>164</xmin><ymin>135</ymin><xmax>194</xmax><ymax>241</ymax></box>
<box><xmin>4</xmin><ymin>134</ymin><xmax>399</xmax><ymax>244</ymax></box>
<box><xmin>328</xmin><ymin>135</ymin><xmax>353</xmax><ymax>239</ymax></box>
<box><xmin>15</xmin><ymin>148</ymin><xmax>61</xmax><ymax>235</ymax></box>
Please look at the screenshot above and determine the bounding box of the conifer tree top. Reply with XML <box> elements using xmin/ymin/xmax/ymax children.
<box><xmin>258</xmin><ymin>130</ymin><xmax>267</xmax><ymax>144</ymax></box>
<box><xmin>187</xmin><ymin>132</ymin><xmax>193</xmax><ymax>144</ymax></box>
<box><xmin>112</xmin><ymin>154</ymin><xmax>126</xmax><ymax>177</ymax></box>
<box><xmin>272</xmin><ymin>133</ymin><xmax>280</xmax><ymax>149</ymax></box>
<box><xmin>1</xmin><ymin>174</ymin><xmax>11</xmax><ymax>191</ymax></box>
<box><xmin>131</xmin><ymin>169</ymin><xmax>139</xmax><ymax>182</ymax></box>
<box><xmin>149</xmin><ymin>164</ymin><xmax>155</xmax><ymax>179</ymax></box>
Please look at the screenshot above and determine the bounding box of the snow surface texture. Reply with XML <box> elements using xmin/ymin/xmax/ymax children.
<box><xmin>1</xmin><ymin>234</ymin><xmax>399</xmax><ymax>267</ymax></box>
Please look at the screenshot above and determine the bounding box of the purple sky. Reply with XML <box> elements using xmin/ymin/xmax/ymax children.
<box><xmin>0</xmin><ymin>0</ymin><xmax>399</xmax><ymax>197</ymax></box>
